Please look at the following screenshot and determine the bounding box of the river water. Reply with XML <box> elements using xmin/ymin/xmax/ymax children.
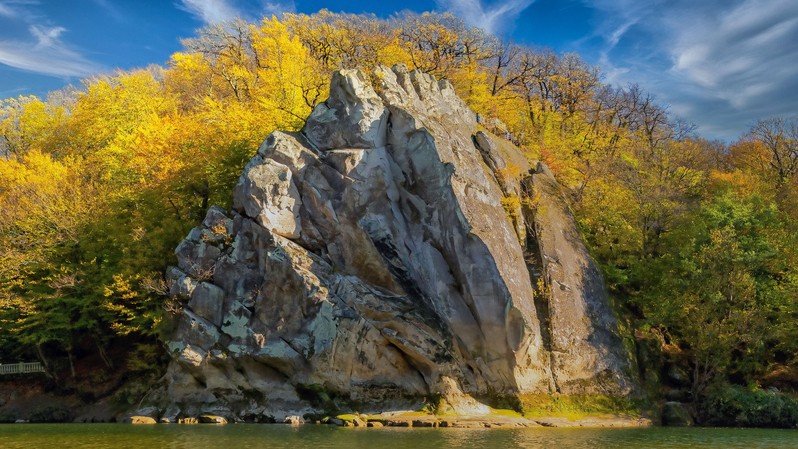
<box><xmin>1</xmin><ymin>424</ymin><xmax>796</xmax><ymax>448</ymax></box>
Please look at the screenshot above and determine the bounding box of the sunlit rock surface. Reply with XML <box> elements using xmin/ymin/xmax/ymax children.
<box><xmin>153</xmin><ymin>65</ymin><xmax>634</xmax><ymax>420</ymax></box>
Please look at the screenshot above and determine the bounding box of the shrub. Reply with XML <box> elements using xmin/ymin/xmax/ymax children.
<box><xmin>699</xmin><ymin>384</ymin><xmax>798</xmax><ymax>428</ymax></box>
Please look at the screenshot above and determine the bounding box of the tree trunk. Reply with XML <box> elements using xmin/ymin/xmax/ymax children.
<box><xmin>67</xmin><ymin>347</ymin><xmax>76</xmax><ymax>379</ymax></box>
<box><xmin>36</xmin><ymin>343</ymin><xmax>57</xmax><ymax>382</ymax></box>
<box><xmin>96</xmin><ymin>339</ymin><xmax>114</xmax><ymax>370</ymax></box>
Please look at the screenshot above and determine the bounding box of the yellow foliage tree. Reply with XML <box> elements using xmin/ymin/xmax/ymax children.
<box><xmin>252</xmin><ymin>16</ymin><xmax>327</xmax><ymax>130</ymax></box>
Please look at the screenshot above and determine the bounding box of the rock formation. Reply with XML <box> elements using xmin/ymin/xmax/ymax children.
<box><xmin>153</xmin><ymin>65</ymin><xmax>634</xmax><ymax>420</ymax></box>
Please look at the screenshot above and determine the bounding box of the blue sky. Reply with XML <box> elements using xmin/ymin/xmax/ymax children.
<box><xmin>1</xmin><ymin>0</ymin><xmax>796</xmax><ymax>140</ymax></box>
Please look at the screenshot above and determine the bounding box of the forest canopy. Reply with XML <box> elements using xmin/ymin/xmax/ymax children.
<box><xmin>0</xmin><ymin>11</ymin><xmax>796</xmax><ymax>400</ymax></box>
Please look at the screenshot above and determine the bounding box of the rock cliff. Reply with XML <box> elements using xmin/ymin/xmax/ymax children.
<box><xmin>153</xmin><ymin>65</ymin><xmax>634</xmax><ymax>421</ymax></box>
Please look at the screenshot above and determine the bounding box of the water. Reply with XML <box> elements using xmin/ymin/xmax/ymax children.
<box><xmin>0</xmin><ymin>424</ymin><xmax>796</xmax><ymax>449</ymax></box>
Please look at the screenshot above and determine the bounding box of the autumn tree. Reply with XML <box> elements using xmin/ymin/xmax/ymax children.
<box><xmin>748</xmin><ymin>116</ymin><xmax>798</xmax><ymax>187</ymax></box>
<box><xmin>0</xmin><ymin>11</ymin><xmax>795</xmax><ymax>401</ymax></box>
<box><xmin>284</xmin><ymin>10</ymin><xmax>410</xmax><ymax>74</ymax></box>
<box><xmin>395</xmin><ymin>12</ymin><xmax>491</xmax><ymax>79</ymax></box>
<box><xmin>0</xmin><ymin>95</ymin><xmax>72</xmax><ymax>159</ymax></box>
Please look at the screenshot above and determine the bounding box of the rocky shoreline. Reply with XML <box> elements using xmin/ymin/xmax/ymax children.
<box><xmin>125</xmin><ymin>411</ymin><xmax>652</xmax><ymax>429</ymax></box>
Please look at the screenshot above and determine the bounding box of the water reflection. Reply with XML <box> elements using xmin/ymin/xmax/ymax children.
<box><xmin>0</xmin><ymin>424</ymin><xmax>796</xmax><ymax>449</ymax></box>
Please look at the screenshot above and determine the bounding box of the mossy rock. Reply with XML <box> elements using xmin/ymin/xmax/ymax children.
<box><xmin>518</xmin><ymin>393</ymin><xmax>641</xmax><ymax>419</ymax></box>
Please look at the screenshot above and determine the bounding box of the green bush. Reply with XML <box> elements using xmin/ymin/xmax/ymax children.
<box><xmin>699</xmin><ymin>385</ymin><xmax>798</xmax><ymax>428</ymax></box>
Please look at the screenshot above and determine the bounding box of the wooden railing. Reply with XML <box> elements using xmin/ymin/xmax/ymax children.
<box><xmin>0</xmin><ymin>362</ymin><xmax>45</xmax><ymax>375</ymax></box>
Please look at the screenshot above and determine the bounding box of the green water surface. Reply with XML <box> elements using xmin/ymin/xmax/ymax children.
<box><xmin>0</xmin><ymin>424</ymin><xmax>796</xmax><ymax>449</ymax></box>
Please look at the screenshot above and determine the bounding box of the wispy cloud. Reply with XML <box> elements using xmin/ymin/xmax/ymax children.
<box><xmin>0</xmin><ymin>3</ymin><xmax>16</xmax><ymax>18</ymax></box>
<box><xmin>584</xmin><ymin>0</ymin><xmax>798</xmax><ymax>139</ymax></box>
<box><xmin>0</xmin><ymin>86</ymin><xmax>29</xmax><ymax>97</ymax></box>
<box><xmin>261</xmin><ymin>1</ymin><xmax>295</xmax><ymax>17</ymax></box>
<box><xmin>178</xmin><ymin>0</ymin><xmax>294</xmax><ymax>24</ymax></box>
<box><xmin>669</xmin><ymin>0</ymin><xmax>798</xmax><ymax>105</ymax></box>
<box><xmin>436</xmin><ymin>0</ymin><xmax>535</xmax><ymax>35</ymax></box>
<box><xmin>178</xmin><ymin>0</ymin><xmax>241</xmax><ymax>24</ymax></box>
<box><xmin>91</xmin><ymin>0</ymin><xmax>125</xmax><ymax>22</ymax></box>
<box><xmin>0</xmin><ymin>24</ymin><xmax>104</xmax><ymax>77</ymax></box>
<box><xmin>0</xmin><ymin>1</ymin><xmax>104</xmax><ymax>78</ymax></box>
<box><xmin>29</xmin><ymin>24</ymin><xmax>64</xmax><ymax>47</ymax></box>
<box><xmin>0</xmin><ymin>0</ymin><xmax>42</xmax><ymax>19</ymax></box>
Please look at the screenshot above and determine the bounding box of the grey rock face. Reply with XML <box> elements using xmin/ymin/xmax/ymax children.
<box><xmin>155</xmin><ymin>65</ymin><xmax>634</xmax><ymax>419</ymax></box>
<box><xmin>233</xmin><ymin>158</ymin><xmax>302</xmax><ymax>239</ymax></box>
<box><xmin>530</xmin><ymin>163</ymin><xmax>634</xmax><ymax>394</ymax></box>
<box><xmin>302</xmin><ymin>70</ymin><xmax>388</xmax><ymax>150</ymax></box>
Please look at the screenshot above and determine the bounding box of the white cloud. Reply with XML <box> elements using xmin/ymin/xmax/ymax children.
<box><xmin>178</xmin><ymin>0</ymin><xmax>294</xmax><ymax>23</ymax></box>
<box><xmin>261</xmin><ymin>1</ymin><xmax>295</xmax><ymax>17</ymax></box>
<box><xmin>0</xmin><ymin>0</ymin><xmax>41</xmax><ymax>14</ymax></box>
<box><xmin>91</xmin><ymin>0</ymin><xmax>125</xmax><ymax>22</ymax></box>
<box><xmin>0</xmin><ymin>0</ymin><xmax>41</xmax><ymax>18</ymax></box>
<box><xmin>0</xmin><ymin>1</ymin><xmax>103</xmax><ymax>78</ymax></box>
<box><xmin>0</xmin><ymin>3</ymin><xmax>16</xmax><ymax>18</ymax></box>
<box><xmin>436</xmin><ymin>0</ymin><xmax>535</xmax><ymax>35</ymax></box>
<box><xmin>0</xmin><ymin>24</ymin><xmax>103</xmax><ymax>77</ymax></box>
<box><xmin>178</xmin><ymin>0</ymin><xmax>241</xmax><ymax>24</ymax></box>
<box><xmin>584</xmin><ymin>0</ymin><xmax>798</xmax><ymax>139</ymax></box>
<box><xmin>669</xmin><ymin>1</ymin><xmax>798</xmax><ymax>102</ymax></box>
<box><xmin>29</xmin><ymin>24</ymin><xmax>65</xmax><ymax>47</ymax></box>
<box><xmin>584</xmin><ymin>0</ymin><xmax>651</xmax><ymax>52</ymax></box>
<box><xmin>0</xmin><ymin>86</ymin><xmax>29</xmax><ymax>97</ymax></box>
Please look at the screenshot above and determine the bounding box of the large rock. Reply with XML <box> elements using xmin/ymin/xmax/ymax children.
<box><xmin>529</xmin><ymin>163</ymin><xmax>634</xmax><ymax>394</ymax></box>
<box><xmin>129</xmin><ymin>416</ymin><xmax>157</xmax><ymax>425</ymax></box>
<box><xmin>303</xmin><ymin>70</ymin><xmax>388</xmax><ymax>150</ymax></box>
<box><xmin>234</xmin><ymin>158</ymin><xmax>303</xmax><ymax>239</ymax></box>
<box><xmin>152</xmin><ymin>65</ymin><xmax>634</xmax><ymax>419</ymax></box>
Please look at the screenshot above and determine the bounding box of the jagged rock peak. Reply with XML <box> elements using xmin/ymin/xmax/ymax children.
<box><xmin>156</xmin><ymin>64</ymin><xmax>635</xmax><ymax>421</ymax></box>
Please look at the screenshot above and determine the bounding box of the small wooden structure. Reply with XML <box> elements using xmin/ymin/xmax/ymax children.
<box><xmin>0</xmin><ymin>362</ymin><xmax>45</xmax><ymax>375</ymax></box>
